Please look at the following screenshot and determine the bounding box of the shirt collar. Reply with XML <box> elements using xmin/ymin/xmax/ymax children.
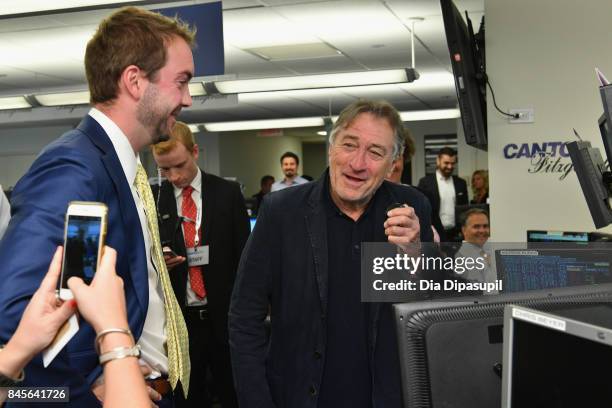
<box><xmin>88</xmin><ymin>107</ymin><xmax>138</xmax><ymax>186</ymax></box>
<box><xmin>323</xmin><ymin>172</ymin><xmax>379</xmax><ymax>221</ymax></box>
<box><xmin>174</xmin><ymin>169</ymin><xmax>202</xmax><ymax>199</ymax></box>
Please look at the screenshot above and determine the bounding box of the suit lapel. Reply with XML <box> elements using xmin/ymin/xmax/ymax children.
<box><xmin>78</xmin><ymin>116</ymin><xmax>148</xmax><ymax>317</ymax></box>
<box><xmin>432</xmin><ymin>174</ymin><xmax>441</xmax><ymax>209</ymax></box>
<box><xmin>370</xmin><ymin>183</ymin><xmax>398</xmax><ymax>350</ymax></box>
<box><xmin>305</xmin><ymin>177</ymin><xmax>329</xmax><ymax>318</ymax></box>
<box><xmin>200</xmin><ymin>170</ymin><xmax>213</xmax><ymax>245</ymax></box>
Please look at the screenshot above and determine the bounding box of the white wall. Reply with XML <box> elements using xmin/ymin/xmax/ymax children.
<box><xmin>487</xmin><ymin>0</ymin><xmax>612</xmax><ymax>240</ymax></box>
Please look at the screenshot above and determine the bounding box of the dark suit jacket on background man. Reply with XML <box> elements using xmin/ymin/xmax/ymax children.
<box><xmin>417</xmin><ymin>173</ymin><xmax>468</xmax><ymax>240</ymax></box>
<box><xmin>153</xmin><ymin>170</ymin><xmax>250</xmax><ymax>343</ymax></box>
<box><xmin>153</xmin><ymin>168</ymin><xmax>249</xmax><ymax>407</ymax></box>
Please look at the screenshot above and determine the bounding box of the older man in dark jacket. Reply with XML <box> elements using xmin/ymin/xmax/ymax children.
<box><xmin>229</xmin><ymin>100</ymin><xmax>433</xmax><ymax>408</ymax></box>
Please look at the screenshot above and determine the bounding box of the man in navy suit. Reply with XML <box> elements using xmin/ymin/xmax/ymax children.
<box><xmin>0</xmin><ymin>7</ymin><xmax>195</xmax><ymax>406</ymax></box>
<box><xmin>417</xmin><ymin>147</ymin><xmax>468</xmax><ymax>241</ymax></box>
<box><xmin>229</xmin><ymin>100</ymin><xmax>433</xmax><ymax>408</ymax></box>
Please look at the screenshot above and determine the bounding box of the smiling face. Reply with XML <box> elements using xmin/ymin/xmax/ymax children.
<box><xmin>462</xmin><ymin>213</ymin><xmax>490</xmax><ymax>247</ymax></box>
<box><xmin>328</xmin><ymin>112</ymin><xmax>395</xmax><ymax>216</ymax></box>
<box><xmin>137</xmin><ymin>36</ymin><xmax>194</xmax><ymax>144</ymax></box>
<box><xmin>436</xmin><ymin>154</ymin><xmax>456</xmax><ymax>178</ymax></box>
<box><xmin>281</xmin><ymin>157</ymin><xmax>298</xmax><ymax>179</ymax></box>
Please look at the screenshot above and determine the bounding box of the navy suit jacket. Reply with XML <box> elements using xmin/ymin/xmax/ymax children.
<box><xmin>229</xmin><ymin>171</ymin><xmax>433</xmax><ymax>408</ymax></box>
<box><xmin>0</xmin><ymin>115</ymin><xmax>149</xmax><ymax>406</ymax></box>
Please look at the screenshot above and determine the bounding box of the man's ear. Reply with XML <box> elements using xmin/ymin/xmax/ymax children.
<box><xmin>192</xmin><ymin>144</ymin><xmax>199</xmax><ymax>161</ymax></box>
<box><xmin>119</xmin><ymin>65</ymin><xmax>144</xmax><ymax>100</ymax></box>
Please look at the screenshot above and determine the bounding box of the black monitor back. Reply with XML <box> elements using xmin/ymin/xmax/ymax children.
<box><xmin>393</xmin><ymin>284</ymin><xmax>612</xmax><ymax>408</ymax></box>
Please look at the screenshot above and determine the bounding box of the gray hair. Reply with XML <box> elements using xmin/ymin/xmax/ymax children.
<box><xmin>329</xmin><ymin>99</ymin><xmax>405</xmax><ymax>159</ymax></box>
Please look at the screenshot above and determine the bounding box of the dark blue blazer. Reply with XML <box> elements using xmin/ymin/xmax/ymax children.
<box><xmin>0</xmin><ymin>115</ymin><xmax>149</xmax><ymax>406</ymax></box>
<box><xmin>229</xmin><ymin>172</ymin><xmax>433</xmax><ymax>408</ymax></box>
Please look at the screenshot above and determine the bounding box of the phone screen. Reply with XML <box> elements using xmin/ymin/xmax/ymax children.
<box><xmin>60</xmin><ymin>215</ymin><xmax>103</xmax><ymax>288</ymax></box>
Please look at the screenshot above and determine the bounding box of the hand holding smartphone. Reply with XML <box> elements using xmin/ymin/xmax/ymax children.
<box><xmin>57</xmin><ymin>201</ymin><xmax>108</xmax><ymax>300</ymax></box>
<box><xmin>162</xmin><ymin>246</ymin><xmax>179</xmax><ymax>258</ymax></box>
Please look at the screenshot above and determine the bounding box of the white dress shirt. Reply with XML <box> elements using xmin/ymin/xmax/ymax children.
<box><xmin>436</xmin><ymin>170</ymin><xmax>457</xmax><ymax>229</ymax></box>
<box><xmin>173</xmin><ymin>170</ymin><xmax>207</xmax><ymax>306</ymax></box>
<box><xmin>0</xmin><ymin>186</ymin><xmax>10</xmax><ymax>241</ymax></box>
<box><xmin>89</xmin><ymin>108</ymin><xmax>168</xmax><ymax>374</ymax></box>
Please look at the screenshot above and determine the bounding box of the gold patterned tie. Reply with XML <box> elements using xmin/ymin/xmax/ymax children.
<box><xmin>135</xmin><ymin>163</ymin><xmax>190</xmax><ymax>396</ymax></box>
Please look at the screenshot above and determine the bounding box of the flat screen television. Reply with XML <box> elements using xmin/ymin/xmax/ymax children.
<box><xmin>501</xmin><ymin>305</ymin><xmax>612</xmax><ymax>408</ymax></box>
<box><xmin>526</xmin><ymin>230</ymin><xmax>589</xmax><ymax>243</ymax></box>
<box><xmin>440</xmin><ymin>0</ymin><xmax>487</xmax><ymax>150</ymax></box>
<box><xmin>495</xmin><ymin>247</ymin><xmax>612</xmax><ymax>293</ymax></box>
<box><xmin>393</xmin><ymin>284</ymin><xmax>612</xmax><ymax>407</ymax></box>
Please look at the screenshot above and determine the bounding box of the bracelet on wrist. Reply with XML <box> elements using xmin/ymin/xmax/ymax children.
<box><xmin>95</xmin><ymin>328</ymin><xmax>133</xmax><ymax>355</ymax></box>
<box><xmin>99</xmin><ymin>345</ymin><xmax>141</xmax><ymax>366</ymax></box>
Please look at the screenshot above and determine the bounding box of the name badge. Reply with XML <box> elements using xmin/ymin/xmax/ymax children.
<box><xmin>187</xmin><ymin>246</ymin><xmax>209</xmax><ymax>267</ymax></box>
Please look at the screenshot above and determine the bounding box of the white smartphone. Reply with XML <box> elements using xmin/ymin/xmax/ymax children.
<box><xmin>57</xmin><ymin>201</ymin><xmax>108</xmax><ymax>300</ymax></box>
<box><xmin>163</xmin><ymin>246</ymin><xmax>179</xmax><ymax>258</ymax></box>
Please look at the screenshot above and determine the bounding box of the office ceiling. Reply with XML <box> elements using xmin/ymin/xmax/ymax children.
<box><xmin>0</xmin><ymin>0</ymin><xmax>484</xmax><ymax>124</ymax></box>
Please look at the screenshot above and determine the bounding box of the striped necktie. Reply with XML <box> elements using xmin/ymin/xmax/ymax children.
<box><xmin>135</xmin><ymin>163</ymin><xmax>191</xmax><ymax>396</ymax></box>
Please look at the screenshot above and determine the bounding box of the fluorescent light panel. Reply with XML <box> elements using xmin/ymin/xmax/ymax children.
<box><xmin>35</xmin><ymin>91</ymin><xmax>90</xmax><ymax>107</ymax></box>
<box><xmin>400</xmin><ymin>109</ymin><xmax>460</xmax><ymax>121</ymax></box>
<box><xmin>32</xmin><ymin>81</ymin><xmax>205</xmax><ymax>107</ymax></box>
<box><xmin>0</xmin><ymin>96</ymin><xmax>31</xmax><ymax>110</ymax></box>
<box><xmin>213</xmin><ymin>69</ymin><xmax>411</xmax><ymax>94</ymax></box>
<box><xmin>200</xmin><ymin>109</ymin><xmax>459</xmax><ymax>132</ymax></box>
<box><xmin>205</xmin><ymin>117</ymin><xmax>325</xmax><ymax>132</ymax></box>
<box><xmin>0</xmin><ymin>0</ymin><xmax>143</xmax><ymax>16</ymax></box>
<box><xmin>188</xmin><ymin>124</ymin><xmax>201</xmax><ymax>133</ymax></box>
<box><xmin>188</xmin><ymin>83</ymin><xmax>205</xmax><ymax>97</ymax></box>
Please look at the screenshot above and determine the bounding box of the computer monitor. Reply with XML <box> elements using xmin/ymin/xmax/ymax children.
<box><xmin>393</xmin><ymin>284</ymin><xmax>612</xmax><ymax>408</ymax></box>
<box><xmin>502</xmin><ymin>305</ymin><xmax>612</xmax><ymax>408</ymax></box>
<box><xmin>440</xmin><ymin>0</ymin><xmax>487</xmax><ymax>150</ymax></box>
<box><xmin>598</xmin><ymin>83</ymin><xmax>612</xmax><ymax>165</ymax></box>
<box><xmin>526</xmin><ymin>230</ymin><xmax>589</xmax><ymax>243</ymax></box>
<box><xmin>566</xmin><ymin>77</ymin><xmax>612</xmax><ymax>229</ymax></box>
<box><xmin>567</xmin><ymin>140</ymin><xmax>612</xmax><ymax>229</ymax></box>
<box><xmin>495</xmin><ymin>247</ymin><xmax>612</xmax><ymax>293</ymax></box>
